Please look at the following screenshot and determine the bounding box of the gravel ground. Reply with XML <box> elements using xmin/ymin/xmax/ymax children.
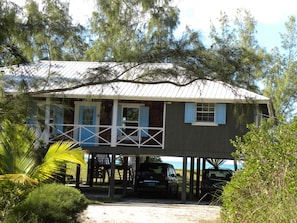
<box><xmin>78</xmin><ymin>200</ymin><xmax>221</xmax><ymax>223</ymax></box>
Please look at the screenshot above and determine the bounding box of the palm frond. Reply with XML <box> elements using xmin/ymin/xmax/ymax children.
<box><xmin>32</xmin><ymin>141</ymin><xmax>86</xmax><ymax>182</ymax></box>
<box><xmin>206</xmin><ymin>158</ymin><xmax>226</xmax><ymax>169</ymax></box>
<box><xmin>0</xmin><ymin>174</ymin><xmax>38</xmax><ymax>185</ymax></box>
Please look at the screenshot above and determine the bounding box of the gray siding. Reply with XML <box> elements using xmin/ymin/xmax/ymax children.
<box><xmin>164</xmin><ymin>102</ymin><xmax>253</xmax><ymax>159</ymax></box>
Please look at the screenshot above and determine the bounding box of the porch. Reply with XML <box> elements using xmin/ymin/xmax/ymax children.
<box><xmin>47</xmin><ymin>124</ymin><xmax>164</xmax><ymax>149</ymax></box>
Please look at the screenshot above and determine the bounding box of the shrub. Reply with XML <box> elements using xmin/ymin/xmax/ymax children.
<box><xmin>221</xmin><ymin>119</ymin><xmax>297</xmax><ymax>222</ymax></box>
<box><xmin>0</xmin><ymin>182</ymin><xmax>32</xmax><ymax>222</ymax></box>
<box><xmin>5</xmin><ymin>183</ymin><xmax>89</xmax><ymax>223</ymax></box>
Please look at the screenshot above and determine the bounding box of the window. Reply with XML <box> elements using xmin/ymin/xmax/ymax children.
<box><xmin>121</xmin><ymin>106</ymin><xmax>140</xmax><ymax>136</ymax></box>
<box><xmin>184</xmin><ymin>102</ymin><xmax>226</xmax><ymax>125</ymax></box>
<box><xmin>117</xmin><ymin>104</ymin><xmax>149</xmax><ymax>138</ymax></box>
<box><xmin>81</xmin><ymin>107</ymin><xmax>94</xmax><ymax>125</ymax></box>
<box><xmin>196</xmin><ymin>103</ymin><xmax>215</xmax><ymax>122</ymax></box>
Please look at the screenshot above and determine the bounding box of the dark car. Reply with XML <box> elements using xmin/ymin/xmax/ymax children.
<box><xmin>136</xmin><ymin>162</ymin><xmax>179</xmax><ymax>196</ymax></box>
<box><xmin>201</xmin><ymin>168</ymin><xmax>233</xmax><ymax>197</ymax></box>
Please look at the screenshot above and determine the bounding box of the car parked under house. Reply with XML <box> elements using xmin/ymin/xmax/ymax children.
<box><xmin>1</xmin><ymin>60</ymin><xmax>273</xmax><ymax>201</ymax></box>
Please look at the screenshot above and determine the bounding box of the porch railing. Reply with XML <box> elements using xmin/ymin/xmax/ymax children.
<box><xmin>48</xmin><ymin>124</ymin><xmax>164</xmax><ymax>149</ymax></box>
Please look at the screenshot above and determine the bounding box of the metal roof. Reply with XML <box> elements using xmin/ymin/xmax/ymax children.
<box><xmin>2</xmin><ymin>60</ymin><xmax>270</xmax><ymax>103</ymax></box>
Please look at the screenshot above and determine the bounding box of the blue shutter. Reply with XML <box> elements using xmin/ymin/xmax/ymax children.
<box><xmin>215</xmin><ymin>104</ymin><xmax>226</xmax><ymax>124</ymax></box>
<box><xmin>184</xmin><ymin>103</ymin><xmax>196</xmax><ymax>123</ymax></box>
<box><xmin>53</xmin><ymin>106</ymin><xmax>64</xmax><ymax>133</ymax></box>
<box><xmin>140</xmin><ymin>106</ymin><xmax>149</xmax><ymax>137</ymax></box>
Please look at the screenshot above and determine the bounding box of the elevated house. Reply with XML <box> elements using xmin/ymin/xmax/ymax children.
<box><xmin>2</xmin><ymin>61</ymin><xmax>273</xmax><ymax>200</ymax></box>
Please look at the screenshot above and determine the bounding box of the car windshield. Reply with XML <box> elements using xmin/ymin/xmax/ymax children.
<box><xmin>139</xmin><ymin>163</ymin><xmax>167</xmax><ymax>176</ymax></box>
<box><xmin>206</xmin><ymin>169</ymin><xmax>233</xmax><ymax>179</ymax></box>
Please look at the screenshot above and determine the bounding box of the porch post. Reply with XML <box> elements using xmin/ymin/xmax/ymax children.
<box><xmin>111</xmin><ymin>99</ymin><xmax>118</xmax><ymax>147</ymax></box>
<box><xmin>181</xmin><ymin>156</ymin><xmax>187</xmax><ymax>202</ymax></box>
<box><xmin>44</xmin><ymin>97</ymin><xmax>50</xmax><ymax>144</ymax></box>
<box><xmin>162</xmin><ymin>102</ymin><xmax>167</xmax><ymax>149</ymax></box>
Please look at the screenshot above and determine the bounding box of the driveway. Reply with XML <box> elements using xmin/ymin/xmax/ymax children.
<box><xmin>78</xmin><ymin>199</ymin><xmax>221</xmax><ymax>223</ymax></box>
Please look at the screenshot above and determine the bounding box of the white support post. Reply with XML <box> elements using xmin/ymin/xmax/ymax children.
<box><xmin>111</xmin><ymin>99</ymin><xmax>118</xmax><ymax>147</ymax></box>
<box><xmin>44</xmin><ymin>97</ymin><xmax>51</xmax><ymax>144</ymax></box>
<box><xmin>162</xmin><ymin>102</ymin><xmax>167</xmax><ymax>149</ymax></box>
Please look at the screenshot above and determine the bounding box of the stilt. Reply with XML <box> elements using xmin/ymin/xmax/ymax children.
<box><xmin>196</xmin><ymin>158</ymin><xmax>201</xmax><ymax>198</ymax></box>
<box><xmin>189</xmin><ymin>157</ymin><xmax>194</xmax><ymax>200</ymax></box>
<box><xmin>181</xmin><ymin>156</ymin><xmax>187</xmax><ymax>202</ymax></box>
<box><xmin>108</xmin><ymin>153</ymin><xmax>116</xmax><ymax>199</ymax></box>
<box><xmin>122</xmin><ymin>156</ymin><xmax>128</xmax><ymax>196</ymax></box>
<box><xmin>89</xmin><ymin>153</ymin><xmax>95</xmax><ymax>187</ymax></box>
<box><xmin>75</xmin><ymin>164</ymin><xmax>81</xmax><ymax>188</ymax></box>
<box><xmin>234</xmin><ymin>159</ymin><xmax>238</xmax><ymax>171</ymax></box>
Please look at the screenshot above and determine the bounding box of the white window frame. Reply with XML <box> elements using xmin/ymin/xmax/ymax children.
<box><xmin>119</xmin><ymin>103</ymin><xmax>144</xmax><ymax>139</ymax></box>
<box><xmin>192</xmin><ymin>103</ymin><xmax>218</xmax><ymax>126</ymax></box>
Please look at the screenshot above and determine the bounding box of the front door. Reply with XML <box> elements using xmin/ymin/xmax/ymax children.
<box><xmin>75</xmin><ymin>102</ymin><xmax>100</xmax><ymax>146</ymax></box>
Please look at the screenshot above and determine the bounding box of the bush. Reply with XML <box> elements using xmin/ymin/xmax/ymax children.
<box><xmin>5</xmin><ymin>183</ymin><xmax>89</xmax><ymax>223</ymax></box>
<box><xmin>221</xmin><ymin>119</ymin><xmax>297</xmax><ymax>222</ymax></box>
<box><xmin>0</xmin><ymin>182</ymin><xmax>32</xmax><ymax>222</ymax></box>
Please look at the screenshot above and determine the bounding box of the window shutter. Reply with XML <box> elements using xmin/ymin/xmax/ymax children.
<box><xmin>184</xmin><ymin>103</ymin><xmax>196</xmax><ymax>123</ymax></box>
<box><xmin>140</xmin><ymin>106</ymin><xmax>149</xmax><ymax>137</ymax></box>
<box><xmin>215</xmin><ymin>104</ymin><xmax>226</xmax><ymax>124</ymax></box>
<box><xmin>53</xmin><ymin>106</ymin><xmax>64</xmax><ymax>133</ymax></box>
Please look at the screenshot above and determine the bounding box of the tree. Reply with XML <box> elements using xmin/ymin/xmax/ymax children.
<box><xmin>22</xmin><ymin>0</ymin><xmax>89</xmax><ymax>61</ymax></box>
<box><xmin>208</xmin><ymin>9</ymin><xmax>267</xmax><ymax>92</ymax></box>
<box><xmin>0</xmin><ymin>119</ymin><xmax>85</xmax><ymax>184</ymax></box>
<box><xmin>221</xmin><ymin>119</ymin><xmax>297</xmax><ymax>222</ymax></box>
<box><xmin>0</xmin><ymin>0</ymin><xmax>27</xmax><ymax>65</ymax></box>
<box><xmin>86</xmin><ymin>0</ymin><xmax>180</xmax><ymax>62</ymax></box>
<box><xmin>0</xmin><ymin>0</ymin><xmax>88</xmax><ymax>65</ymax></box>
<box><xmin>263</xmin><ymin>16</ymin><xmax>297</xmax><ymax>119</ymax></box>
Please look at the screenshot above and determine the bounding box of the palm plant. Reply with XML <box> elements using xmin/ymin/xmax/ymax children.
<box><xmin>206</xmin><ymin>158</ymin><xmax>225</xmax><ymax>170</ymax></box>
<box><xmin>0</xmin><ymin>119</ymin><xmax>85</xmax><ymax>185</ymax></box>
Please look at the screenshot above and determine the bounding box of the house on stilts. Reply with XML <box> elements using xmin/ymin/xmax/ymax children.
<box><xmin>2</xmin><ymin>60</ymin><xmax>273</xmax><ymax>201</ymax></box>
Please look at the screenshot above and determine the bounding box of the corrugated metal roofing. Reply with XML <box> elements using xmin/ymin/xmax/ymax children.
<box><xmin>2</xmin><ymin>60</ymin><xmax>270</xmax><ymax>103</ymax></box>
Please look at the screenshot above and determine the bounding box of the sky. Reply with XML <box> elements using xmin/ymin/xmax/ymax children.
<box><xmin>11</xmin><ymin>0</ymin><xmax>297</xmax><ymax>50</ymax></box>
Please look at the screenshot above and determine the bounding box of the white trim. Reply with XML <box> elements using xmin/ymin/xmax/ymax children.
<box><xmin>118</xmin><ymin>104</ymin><xmax>142</xmax><ymax>140</ymax></box>
<box><xmin>44</xmin><ymin>97</ymin><xmax>51</xmax><ymax>143</ymax></box>
<box><xmin>111</xmin><ymin>99</ymin><xmax>118</xmax><ymax>147</ymax></box>
<box><xmin>192</xmin><ymin>122</ymin><xmax>218</xmax><ymax>127</ymax></box>
<box><xmin>162</xmin><ymin>102</ymin><xmax>167</xmax><ymax>149</ymax></box>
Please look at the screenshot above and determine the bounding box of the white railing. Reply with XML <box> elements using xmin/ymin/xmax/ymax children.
<box><xmin>47</xmin><ymin>124</ymin><xmax>164</xmax><ymax>148</ymax></box>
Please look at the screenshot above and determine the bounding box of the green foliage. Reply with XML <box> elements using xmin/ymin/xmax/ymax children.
<box><xmin>87</xmin><ymin>0</ymin><xmax>180</xmax><ymax>61</ymax></box>
<box><xmin>0</xmin><ymin>0</ymin><xmax>88</xmax><ymax>65</ymax></box>
<box><xmin>221</xmin><ymin>119</ymin><xmax>297</xmax><ymax>222</ymax></box>
<box><xmin>4</xmin><ymin>183</ymin><xmax>89</xmax><ymax>223</ymax></box>
<box><xmin>263</xmin><ymin>16</ymin><xmax>297</xmax><ymax>119</ymax></box>
<box><xmin>0</xmin><ymin>119</ymin><xmax>86</xmax><ymax>184</ymax></box>
<box><xmin>0</xmin><ymin>181</ymin><xmax>33</xmax><ymax>222</ymax></box>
